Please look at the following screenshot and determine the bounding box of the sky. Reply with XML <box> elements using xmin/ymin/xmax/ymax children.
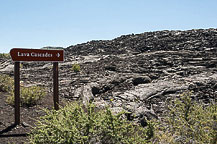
<box><xmin>0</xmin><ymin>0</ymin><xmax>217</xmax><ymax>53</ymax></box>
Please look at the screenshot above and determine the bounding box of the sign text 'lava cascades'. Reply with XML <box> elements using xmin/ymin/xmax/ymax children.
<box><xmin>10</xmin><ymin>48</ymin><xmax>64</xmax><ymax>62</ymax></box>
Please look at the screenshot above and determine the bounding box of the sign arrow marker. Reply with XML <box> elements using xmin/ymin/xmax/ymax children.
<box><xmin>56</xmin><ymin>53</ymin><xmax>60</xmax><ymax>57</ymax></box>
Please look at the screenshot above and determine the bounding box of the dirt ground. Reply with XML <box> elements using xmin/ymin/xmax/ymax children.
<box><xmin>0</xmin><ymin>92</ymin><xmax>66</xmax><ymax>144</ymax></box>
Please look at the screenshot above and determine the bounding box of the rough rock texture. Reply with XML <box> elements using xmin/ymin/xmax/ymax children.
<box><xmin>1</xmin><ymin>28</ymin><xmax>217</xmax><ymax>125</ymax></box>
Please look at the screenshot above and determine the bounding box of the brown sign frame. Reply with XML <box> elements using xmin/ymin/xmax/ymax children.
<box><xmin>10</xmin><ymin>48</ymin><xmax>64</xmax><ymax>125</ymax></box>
<box><xmin>10</xmin><ymin>48</ymin><xmax>64</xmax><ymax>62</ymax></box>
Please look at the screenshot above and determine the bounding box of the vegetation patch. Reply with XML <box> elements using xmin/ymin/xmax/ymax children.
<box><xmin>28</xmin><ymin>92</ymin><xmax>217</xmax><ymax>143</ymax></box>
<box><xmin>0</xmin><ymin>53</ymin><xmax>10</xmax><ymax>59</ymax></box>
<box><xmin>7</xmin><ymin>86</ymin><xmax>46</xmax><ymax>107</ymax></box>
<box><xmin>0</xmin><ymin>74</ymin><xmax>13</xmax><ymax>92</ymax></box>
<box><xmin>1</xmin><ymin>74</ymin><xmax>46</xmax><ymax>107</ymax></box>
<box><xmin>29</xmin><ymin>102</ymin><xmax>153</xmax><ymax>144</ymax></box>
<box><xmin>152</xmin><ymin>91</ymin><xmax>217</xmax><ymax>144</ymax></box>
<box><xmin>72</xmin><ymin>64</ymin><xmax>81</xmax><ymax>73</ymax></box>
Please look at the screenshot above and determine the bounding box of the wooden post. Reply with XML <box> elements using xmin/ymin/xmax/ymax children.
<box><xmin>53</xmin><ymin>62</ymin><xmax>59</xmax><ymax>110</ymax></box>
<box><xmin>14</xmin><ymin>62</ymin><xmax>20</xmax><ymax>125</ymax></box>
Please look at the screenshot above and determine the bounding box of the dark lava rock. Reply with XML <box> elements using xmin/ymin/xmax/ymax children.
<box><xmin>66</xmin><ymin>28</ymin><xmax>217</xmax><ymax>56</ymax></box>
<box><xmin>132</xmin><ymin>76</ymin><xmax>151</xmax><ymax>86</ymax></box>
<box><xmin>1</xmin><ymin>28</ymin><xmax>217</xmax><ymax>124</ymax></box>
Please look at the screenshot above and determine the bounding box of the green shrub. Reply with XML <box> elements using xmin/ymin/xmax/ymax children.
<box><xmin>72</xmin><ymin>64</ymin><xmax>80</xmax><ymax>73</ymax></box>
<box><xmin>29</xmin><ymin>102</ymin><xmax>152</xmax><ymax>144</ymax></box>
<box><xmin>153</xmin><ymin>91</ymin><xmax>217</xmax><ymax>144</ymax></box>
<box><xmin>0</xmin><ymin>74</ymin><xmax>13</xmax><ymax>92</ymax></box>
<box><xmin>7</xmin><ymin>86</ymin><xmax>46</xmax><ymax>107</ymax></box>
<box><xmin>0</xmin><ymin>53</ymin><xmax>10</xmax><ymax>59</ymax></box>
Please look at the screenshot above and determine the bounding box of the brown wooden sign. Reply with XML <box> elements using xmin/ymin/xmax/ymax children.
<box><xmin>10</xmin><ymin>48</ymin><xmax>63</xmax><ymax>125</ymax></box>
<box><xmin>10</xmin><ymin>48</ymin><xmax>64</xmax><ymax>62</ymax></box>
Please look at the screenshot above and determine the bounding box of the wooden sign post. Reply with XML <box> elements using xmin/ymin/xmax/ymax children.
<box><xmin>14</xmin><ymin>62</ymin><xmax>20</xmax><ymax>125</ymax></box>
<box><xmin>10</xmin><ymin>48</ymin><xmax>64</xmax><ymax>125</ymax></box>
<box><xmin>53</xmin><ymin>62</ymin><xmax>59</xmax><ymax>110</ymax></box>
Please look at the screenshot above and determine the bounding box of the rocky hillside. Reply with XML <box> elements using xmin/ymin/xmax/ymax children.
<box><xmin>1</xmin><ymin>28</ymin><xmax>217</xmax><ymax>124</ymax></box>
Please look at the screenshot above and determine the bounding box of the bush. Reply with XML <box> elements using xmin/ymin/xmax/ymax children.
<box><xmin>72</xmin><ymin>64</ymin><xmax>80</xmax><ymax>73</ymax></box>
<box><xmin>153</xmin><ymin>91</ymin><xmax>217</xmax><ymax>144</ymax></box>
<box><xmin>0</xmin><ymin>53</ymin><xmax>10</xmax><ymax>59</ymax></box>
<box><xmin>29</xmin><ymin>102</ymin><xmax>152</xmax><ymax>144</ymax></box>
<box><xmin>7</xmin><ymin>86</ymin><xmax>46</xmax><ymax>107</ymax></box>
<box><xmin>0</xmin><ymin>74</ymin><xmax>13</xmax><ymax>92</ymax></box>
